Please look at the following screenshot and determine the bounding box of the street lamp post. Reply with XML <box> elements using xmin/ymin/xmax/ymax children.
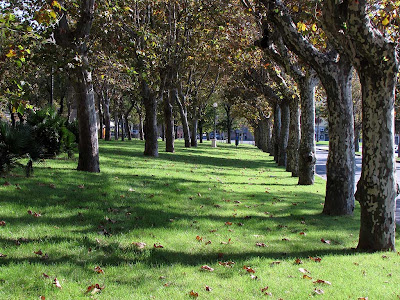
<box><xmin>212</xmin><ymin>102</ymin><xmax>218</xmax><ymax>147</ymax></box>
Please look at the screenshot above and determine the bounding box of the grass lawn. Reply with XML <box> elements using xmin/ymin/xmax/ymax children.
<box><xmin>1</xmin><ymin>140</ymin><xmax>399</xmax><ymax>299</ymax></box>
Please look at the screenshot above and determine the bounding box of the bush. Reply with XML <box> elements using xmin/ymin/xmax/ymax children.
<box><xmin>26</xmin><ymin>107</ymin><xmax>76</xmax><ymax>158</ymax></box>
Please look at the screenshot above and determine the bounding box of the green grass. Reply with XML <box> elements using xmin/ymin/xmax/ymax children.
<box><xmin>1</xmin><ymin>140</ymin><xmax>399</xmax><ymax>299</ymax></box>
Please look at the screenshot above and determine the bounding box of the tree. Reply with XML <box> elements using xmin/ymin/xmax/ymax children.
<box><xmin>54</xmin><ymin>0</ymin><xmax>99</xmax><ymax>173</ymax></box>
<box><xmin>323</xmin><ymin>0</ymin><xmax>399</xmax><ymax>251</ymax></box>
<box><xmin>259</xmin><ymin>0</ymin><xmax>355</xmax><ymax>216</ymax></box>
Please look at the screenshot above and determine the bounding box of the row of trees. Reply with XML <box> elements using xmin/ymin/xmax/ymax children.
<box><xmin>1</xmin><ymin>0</ymin><xmax>399</xmax><ymax>252</ymax></box>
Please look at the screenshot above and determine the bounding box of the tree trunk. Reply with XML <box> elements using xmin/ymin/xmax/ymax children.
<box><xmin>138</xmin><ymin>112</ymin><xmax>144</xmax><ymax>141</ymax></box>
<box><xmin>126</xmin><ymin>117</ymin><xmax>132</xmax><ymax>141</ymax></box>
<box><xmin>298</xmin><ymin>73</ymin><xmax>318</xmax><ymax>185</ymax></box>
<box><xmin>355</xmin><ymin>71</ymin><xmax>397</xmax><ymax>251</ymax></box>
<box><xmin>176</xmin><ymin>93</ymin><xmax>191</xmax><ymax>147</ymax></box>
<box><xmin>199</xmin><ymin>120</ymin><xmax>204</xmax><ymax>143</ymax></box>
<box><xmin>322</xmin><ymin>60</ymin><xmax>355</xmax><ymax>216</ymax></box>
<box><xmin>354</xmin><ymin>126</ymin><xmax>360</xmax><ymax>153</ymax></box>
<box><xmin>278</xmin><ymin>100</ymin><xmax>290</xmax><ymax>167</ymax></box>
<box><xmin>120</xmin><ymin>115</ymin><xmax>125</xmax><ymax>141</ymax></box>
<box><xmin>287</xmin><ymin>97</ymin><xmax>300</xmax><ymax>176</ymax></box>
<box><xmin>191</xmin><ymin>117</ymin><xmax>198</xmax><ymax>147</ymax></box>
<box><xmin>273</xmin><ymin>103</ymin><xmax>281</xmax><ymax>163</ymax></box>
<box><xmin>97</xmin><ymin>94</ymin><xmax>103</xmax><ymax>139</ymax></box>
<box><xmin>164</xmin><ymin>89</ymin><xmax>175</xmax><ymax>152</ymax></box>
<box><xmin>323</xmin><ymin>0</ymin><xmax>399</xmax><ymax>251</ymax></box>
<box><xmin>143</xmin><ymin>81</ymin><xmax>158</xmax><ymax>157</ymax></box>
<box><xmin>70</xmin><ymin>55</ymin><xmax>100</xmax><ymax>173</ymax></box>
<box><xmin>258</xmin><ymin>115</ymin><xmax>271</xmax><ymax>153</ymax></box>
<box><xmin>102</xmin><ymin>96</ymin><xmax>111</xmax><ymax>141</ymax></box>
<box><xmin>114</xmin><ymin>112</ymin><xmax>119</xmax><ymax>140</ymax></box>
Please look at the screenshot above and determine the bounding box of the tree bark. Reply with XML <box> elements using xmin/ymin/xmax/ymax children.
<box><xmin>54</xmin><ymin>0</ymin><xmax>99</xmax><ymax>173</ymax></box>
<box><xmin>354</xmin><ymin>127</ymin><xmax>360</xmax><ymax>153</ymax></box>
<box><xmin>199</xmin><ymin>120</ymin><xmax>204</xmax><ymax>143</ymax></box>
<box><xmin>278</xmin><ymin>100</ymin><xmax>290</xmax><ymax>167</ymax></box>
<box><xmin>176</xmin><ymin>91</ymin><xmax>191</xmax><ymax>147</ymax></box>
<box><xmin>191</xmin><ymin>117</ymin><xmax>198</xmax><ymax>147</ymax></box>
<box><xmin>264</xmin><ymin>2</ymin><xmax>355</xmax><ymax>215</ymax></box>
<box><xmin>298</xmin><ymin>72</ymin><xmax>318</xmax><ymax>185</ymax></box>
<box><xmin>323</xmin><ymin>0</ymin><xmax>398</xmax><ymax>250</ymax></box>
<box><xmin>273</xmin><ymin>103</ymin><xmax>281</xmax><ymax>163</ymax></box>
<box><xmin>120</xmin><ymin>115</ymin><xmax>125</xmax><ymax>141</ymax></box>
<box><xmin>322</xmin><ymin>59</ymin><xmax>355</xmax><ymax>216</ymax></box>
<box><xmin>143</xmin><ymin>81</ymin><xmax>159</xmax><ymax>157</ymax></box>
<box><xmin>114</xmin><ymin>111</ymin><xmax>119</xmax><ymax>140</ymax></box>
<box><xmin>97</xmin><ymin>94</ymin><xmax>103</xmax><ymax>139</ymax></box>
<box><xmin>164</xmin><ymin>89</ymin><xmax>175</xmax><ymax>152</ymax></box>
<box><xmin>287</xmin><ymin>97</ymin><xmax>300</xmax><ymax>176</ymax></box>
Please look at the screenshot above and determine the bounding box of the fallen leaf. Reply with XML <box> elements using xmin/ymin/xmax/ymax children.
<box><xmin>0</xmin><ymin>254</ymin><xmax>7</xmax><ymax>258</ymax></box>
<box><xmin>234</xmin><ymin>200</ymin><xmax>241</xmax><ymax>203</ymax></box>
<box><xmin>189</xmin><ymin>290</ymin><xmax>199</xmax><ymax>298</ymax></box>
<box><xmin>294</xmin><ymin>258</ymin><xmax>303</xmax><ymax>264</ymax></box>
<box><xmin>313</xmin><ymin>279</ymin><xmax>331</xmax><ymax>285</ymax></box>
<box><xmin>309</xmin><ymin>256</ymin><xmax>322</xmax><ymax>262</ymax></box>
<box><xmin>303</xmin><ymin>275</ymin><xmax>313</xmax><ymax>280</ymax></box>
<box><xmin>78</xmin><ymin>184</ymin><xmax>85</xmax><ymax>189</ymax></box>
<box><xmin>299</xmin><ymin>268</ymin><xmax>310</xmax><ymax>274</ymax></box>
<box><xmin>94</xmin><ymin>266</ymin><xmax>104</xmax><ymax>274</ymax></box>
<box><xmin>218</xmin><ymin>261</ymin><xmax>235</xmax><ymax>267</ymax></box>
<box><xmin>201</xmin><ymin>265</ymin><xmax>214</xmax><ymax>272</ymax></box>
<box><xmin>299</xmin><ymin>232</ymin><xmax>306</xmax><ymax>236</ymax></box>
<box><xmin>261</xmin><ymin>286</ymin><xmax>269</xmax><ymax>292</ymax></box>
<box><xmin>34</xmin><ymin>250</ymin><xmax>43</xmax><ymax>256</ymax></box>
<box><xmin>53</xmin><ymin>278</ymin><xmax>62</xmax><ymax>289</ymax></box>
<box><xmin>358</xmin><ymin>298</ymin><xmax>368</xmax><ymax>300</ymax></box>
<box><xmin>243</xmin><ymin>266</ymin><xmax>255</xmax><ymax>273</ymax></box>
<box><xmin>40</xmin><ymin>296</ymin><xmax>46</xmax><ymax>300</ymax></box>
<box><xmin>314</xmin><ymin>288</ymin><xmax>324</xmax><ymax>295</ymax></box>
<box><xmin>205</xmin><ymin>240</ymin><xmax>212</xmax><ymax>245</ymax></box>
<box><xmin>210</xmin><ymin>229</ymin><xmax>217</xmax><ymax>233</ymax></box>
<box><xmin>85</xmin><ymin>284</ymin><xmax>104</xmax><ymax>295</ymax></box>
<box><xmin>382</xmin><ymin>255</ymin><xmax>389</xmax><ymax>259</ymax></box>
<box><xmin>0</xmin><ymin>221</ymin><xmax>5</xmax><ymax>226</ymax></box>
<box><xmin>270</xmin><ymin>261</ymin><xmax>281</xmax><ymax>266</ymax></box>
<box><xmin>321</xmin><ymin>238</ymin><xmax>331</xmax><ymax>244</ymax></box>
<box><xmin>256</xmin><ymin>242</ymin><xmax>267</xmax><ymax>247</ymax></box>
<box><xmin>43</xmin><ymin>273</ymin><xmax>50</xmax><ymax>278</ymax></box>
<box><xmin>250</xmin><ymin>275</ymin><xmax>259</xmax><ymax>280</ymax></box>
<box><xmin>237</xmin><ymin>222</ymin><xmax>244</xmax><ymax>226</ymax></box>
<box><xmin>196</xmin><ymin>236</ymin><xmax>203</xmax><ymax>242</ymax></box>
<box><xmin>225</xmin><ymin>222</ymin><xmax>232</xmax><ymax>226</ymax></box>
<box><xmin>205</xmin><ymin>285</ymin><xmax>212</xmax><ymax>291</ymax></box>
<box><xmin>154</xmin><ymin>243</ymin><xmax>164</xmax><ymax>248</ymax></box>
<box><xmin>282</xmin><ymin>238</ymin><xmax>290</xmax><ymax>241</ymax></box>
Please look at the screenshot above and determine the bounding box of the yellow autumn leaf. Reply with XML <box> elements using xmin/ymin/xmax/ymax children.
<box><xmin>382</xmin><ymin>17</ymin><xmax>390</xmax><ymax>26</ymax></box>
<box><xmin>312</xmin><ymin>24</ymin><xmax>318</xmax><ymax>32</ymax></box>
<box><xmin>293</xmin><ymin>6</ymin><xmax>299</xmax><ymax>12</ymax></box>
<box><xmin>6</xmin><ymin>49</ymin><xmax>17</xmax><ymax>58</ymax></box>
<box><xmin>52</xmin><ymin>1</ymin><xmax>61</xmax><ymax>10</ymax></box>
<box><xmin>50</xmin><ymin>10</ymin><xmax>57</xmax><ymax>19</ymax></box>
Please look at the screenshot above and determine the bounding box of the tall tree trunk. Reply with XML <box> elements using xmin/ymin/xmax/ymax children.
<box><xmin>298</xmin><ymin>72</ymin><xmax>318</xmax><ymax>185</ymax></box>
<box><xmin>273</xmin><ymin>103</ymin><xmax>281</xmax><ymax>163</ymax></box>
<box><xmin>354</xmin><ymin>126</ymin><xmax>360</xmax><ymax>153</ymax></box>
<box><xmin>322</xmin><ymin>60</ymin><xmax>355</xmax><ymax>216</ymax></box>
<box><xmin>49</xmin><ymin>66</ymin><xmax>54</xmax><ymax>106</ymax></box>
<box><xmin>258</xmin><ymin>115</ymin><xmax>271</xmax><ymax>153</ymax></box>
<box><xmin>287</xmin><ymin>97</ymin><xmax>300</xmax><ymax>176</ymax></box>
<box><xmin>54</xmin><ymin>0</ymin><xmax>98</xmax><ymax>172</ymax></box>
<box><xmin>120</xmin><ymin>115</ymin><xmax>125</xmax><ymax>141</ymax></box>
<box><xmin>191</xmin><ymin>117</ymin><xmax>198</xmax><ymax>147</ymax></box>
<box><xmin>126</xmin><ymin>117</ymin><xmax>132</xmax><ymax>140</ymax></box>
<box><xmin>323</xmin><ymin>0</ymin><xmax>399</xmax><ymax>250</ymax></box>
<box><xmin>199</xmin><ymin>120</ymin><xmax>204</xmax><ymax>143</ymax></box>
<box><xmin>176</xmin><ymin>93</ymin><xmax>191</xmax><ymax>147</ymax></box>
<box><xmin>164</xmin><ymin>89</ymin><xmax>175</xmax><ymax>152</ymax></box>
<box><xmin>97</xmin><ymin>95</ymin><xmax>103</xmax><ymax>139</ymax></box>
<box><xmin>114</xmin><ymin>112</ymin><xmax>119</xmax><ymax>140</ymax></box>
<box><xmin>138</xmin><ymin>112</ymin><xmax>144</xmax><ymax>141</ymax></box>
<box><xmin>70</xmin><ymin>55</ymin><xmax>100</xmax><ymax>173</ymax></box>
<box><xmin>102</xmin><ymin>95</ymin><xmax>111</xmax><ymax>141</ymax></box>
<box><xmin>143</xmin><ymin>81</ymin><xmax>158</xmax><ymax>157</ymax></box>
<box><xmin>278</xmin><ymin>100</ymin><xmax>290</xmax><ymax>167</ymax></box>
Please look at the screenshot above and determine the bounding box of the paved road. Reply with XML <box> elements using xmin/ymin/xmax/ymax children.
<box><xmin>315</xmin><ymin>147</ymin><xmax>400</xmax><ymax>224</ymax></box>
